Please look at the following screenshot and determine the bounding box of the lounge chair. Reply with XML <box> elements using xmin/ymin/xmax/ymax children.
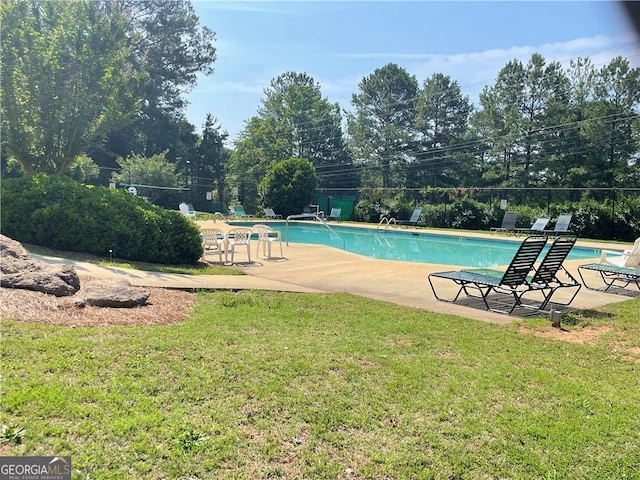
<box><xmin>516</xmin><ymin>235</ymin><xmax>581</xmax><ymax>310</ymax></box>
<box><xmin>578</xmin><ymin>237</ymin><xmax>640</xmax><ymax>292</ymax></box>
<box><xmin>398</xmin><ymin>208</ymin><xmax>423</xmax><ymax>227</ymax></box>
<box><xmin>547</xmin><ymin>213</ymin><xmax>573</xmax><ymax>235</ymax></box>
<box><xmin>326</xmin><ymin>208</ymin><xmax>341</xmax><ymax>221</ymax></box>
<box><xmin>490</xmin><ymin>212</ymin><xmax>518</xmax><ymax>233</ymax></box>
<box><xmin>179</xmin><ymin>202</ymin><xmax>197</xmax><ymax>220</ymax></box>
<box><xmin>577</xmin><ymin>263</ymin><xmax>640</xmax><ymax>292</ymax></box>
<box><xmin>428</xmin><ymin>235</ymin><xmax>548</xmax><ymax>314</ymax></box>
<box><xmin>228</xmin><ymin>205</ymin><xmax>250</xmax><ymax>219</ymax></box>
<box><xmin>200</xmin><ymin>228</ymin><xmax>225</xmax><ymax>264</ymax></box>
<box><xmin>263</xmin><ymin>208</ymin><xmax>282</xmax><ymax>219</ymax></box>
<box><xmin>515</xmin><ymin>217</ymin><xmax>550</xmax><ymax>235</ymax></box>
<box><xmin>253</xmin><ymin>224</ymin><xmax>283</xmax><ymax>259</ymax></box>
<box><xmin>226</xmin><ymin>227</ymin><xmax>253</xmax><ymax>264</ymax></box>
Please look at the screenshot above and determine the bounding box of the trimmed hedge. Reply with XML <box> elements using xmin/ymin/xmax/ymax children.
<box><xmin>1</xmin><ymin>175</ymin><xmax>203</xmax><ymax>265</ymax></box>
<box><xmin>353</xmin><ymin>192</ymin><xmax>640</xmax><ymax>242</ymax></box>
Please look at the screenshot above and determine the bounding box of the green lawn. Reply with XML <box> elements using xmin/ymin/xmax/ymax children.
<box><xmin>2</xmin><ymin>291</ymin><xmax>639</xmax><ymax>479</ymax></box>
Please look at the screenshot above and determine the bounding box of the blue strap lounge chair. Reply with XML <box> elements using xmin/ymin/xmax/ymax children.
<box><xmin>577</xmin><ymin>263</ymin><xmax>640</xmax><ymax>293</ymax></box>
<box><xmin>516</xmin><ymin>235</ymin><xmax>581</xmax><ymax>310</ymax></box>
<box><xmin>577</xmin><ymin>239</ymin><xmax>640</xmax><ymax>292</ymax></box>
<box><xmin>428</xmin><ymin>236</ymin><xmax>548</xmax><ymax>314</ymax></box>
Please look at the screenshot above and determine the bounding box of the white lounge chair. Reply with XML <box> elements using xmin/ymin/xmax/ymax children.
<box><xmin>179</xmin><ymin>202</ymin><xmax>197</xmax><ymax>220</ymax></box>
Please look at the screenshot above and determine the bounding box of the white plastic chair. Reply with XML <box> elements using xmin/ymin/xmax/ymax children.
<box><xmin>200</xmin><ymin>228</ymin><xmax>225</xmax><ymax>263</ymax></box>
<box><xmin>600</xmin><ymin>237</ymin><xmax>640</xmax><ymax>268</ymax></box>
<box><xmin>179</xmin><ymin>202</ymin><xmax>197</xmax><ymax>220</ymax></box>
<box><xmin>226</xmin><ymin>227</ymin><xmax>253</xmax><ymax>264</ymax></box>
<box><xmin>253</xmin><ymin>224</ymin><xmax>283</xmax><ymax>260</ymax></box>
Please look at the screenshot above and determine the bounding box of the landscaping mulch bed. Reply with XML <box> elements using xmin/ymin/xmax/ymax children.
<box><xmin>0</xmin><ymin>276</ymin><xmax>196</xmax><ymax>327</ymax></box>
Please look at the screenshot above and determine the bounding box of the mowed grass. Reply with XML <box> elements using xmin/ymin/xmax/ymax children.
<box><xmin>1</xmin><ymin>291</ymin><xmax>639</xmax><ymax>479</ymax></box>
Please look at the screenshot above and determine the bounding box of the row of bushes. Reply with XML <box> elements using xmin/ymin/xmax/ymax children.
<box><xmin>353</xmin><ymin>194</ymin><xmax>640</xmax><ymax>242</ymax></box>
<box><xmin>1</xmin><ymin>175</ymin><xmax>203</xmax><ymax>264</ymax></box>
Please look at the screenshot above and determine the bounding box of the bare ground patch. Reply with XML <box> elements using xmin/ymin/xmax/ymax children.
<box><xmin>0</xmin><ymin>276</ymin><xmax>196</xmax><ymax>327</ymax></box>
<box><xmin>518</xmin><ymin>324</ymin><xmax>614</xmax><ymax>344</ymax></box>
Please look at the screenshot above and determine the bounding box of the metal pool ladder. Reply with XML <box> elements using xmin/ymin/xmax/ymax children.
<box><xmin>377</xmin><ymin>216</ymin><xmax>397</xmax><ymax>231</ymax></box>
<box><xmin>285</xmin><ymin>213</ymin><xmax>346</xmax><ymax>250</ymax></box>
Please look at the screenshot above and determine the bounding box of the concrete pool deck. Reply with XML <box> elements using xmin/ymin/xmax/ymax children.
<box><xmin>34</xmin><ymin>220</ymin><xmax>637</xmax><ymax>325</ymax></box>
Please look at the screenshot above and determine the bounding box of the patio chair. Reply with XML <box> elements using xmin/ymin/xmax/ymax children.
<box><xmin>577</xmin><ymin>263</ymin><xmax>640</xmax><ymax>293</ymax></box>
<box><xmin>514</xmin><ymin>217</ymin><xmax>550</xmax><ymax>235</ymax></box>
<box><xmin>226</xmin><ymin>227</ymin><xmax>253</xmax><ymax>264</ymax></box>
<box><xmin>200</xmin><ymin>228</ymin><xmax>226</xmax><ymax>264</ymax></box>
<box><xmin>599</xmin><ymin>237</ymin><xmax>640</xmax><ymax>268</ymax></box>
<box><xmin>398</xmin><ymin>208</ymin><xmax>423</xmax><ymax>227</ymax></box>
<box><xmin>263</xmin><ymin>208</ymin><xmax>282</xmax><ymax>219</ymax></box>
<box><xmin>326</xmin><ymin>208</ymin><xmax>342</xmax><ymax>221</ymax></box>
<box><xmin>547</xmin><ymin>213</ymin><xmax>573</xmax><ymax>235</ymax></box>
<box><xmin>253</xmin><ymin>224</ymin><xmax>283</xmax><ymax>259</ymax></box>
<box><xmin>516</xmin><ymin>235</ymin><xmax>581</xmax><ymax>310</ymax></box>
<box><xmin>577</xmin><ymin>237</ymin><xmax>640</xmax><ymax>292</ymax></box>
<box><xmin>228</xmin><ymin>205</ymin><xmax>250</xmax><ymax>219</ymax></box>
<box><xmin>179</xmin><ymin>202</ymin><xmax>197</xmax><ymax>220</ymax></box>
<box><xmin>428</xmin><ymin>235</ymin><xmax>548</xmax><ymax>314</ymax></box>
<box><xmin>490</xmin><ymin>212</ymin><xmax>518</xmax><ymax>233</ymax></box>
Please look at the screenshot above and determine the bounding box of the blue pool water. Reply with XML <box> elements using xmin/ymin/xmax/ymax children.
<box><xmin>233</xmin><ymin>221</ymin><xmax>602</xmax><ymax>267</ymax></box>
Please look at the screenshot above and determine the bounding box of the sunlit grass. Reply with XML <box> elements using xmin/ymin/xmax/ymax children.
<box><xmin>25</xmin><ymin>244</ymin><xmax>244</xmax><ymax>276</ymax></box>
<box><xmin>2</xmin><ymin>291</ymin><xmax>639</xmax><ymax>479</ymax></box>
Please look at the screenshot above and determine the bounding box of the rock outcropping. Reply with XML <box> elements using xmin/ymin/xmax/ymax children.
<box><xmin>1</xmin><ymin>235</ymin><xmax>80</xmax><ymax>296</ymax></box>
<box><xmin>0</xmin><ymin>234</ymin><xmax>150</xmax><ymax>307</ymax></box>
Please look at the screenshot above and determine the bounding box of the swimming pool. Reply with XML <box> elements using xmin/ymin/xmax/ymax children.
<box><xmin>233</xmin><ymin>221</ymin><xmax>602</xmax><ymax>267</ymax></box>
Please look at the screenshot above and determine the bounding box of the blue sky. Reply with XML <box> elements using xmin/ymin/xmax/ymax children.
<box><xmin>185</xmin><ymin>1</ymin><xmax>639</xmax><ymax>143</ymax></box>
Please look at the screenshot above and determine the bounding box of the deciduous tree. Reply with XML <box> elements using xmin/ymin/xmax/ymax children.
<box><xmin>1</xmin><ymin>0</ymin><xmax>144</xmax><ymax>174</ymax></box>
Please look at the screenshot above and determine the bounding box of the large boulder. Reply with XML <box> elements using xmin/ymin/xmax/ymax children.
<box><xmin>1</xmin><ymin>235</ymin><xmax>80</xmax><ymax>296</ymax></box>
<box><xmin>78</xmin><ymin>280</ymin><xmax>151</xmax><ymax>308</ymax></box>
<box><xmin>0</xmin><ymin>235</ymin><xmax>150</xmax><ymax>308</ymax></box>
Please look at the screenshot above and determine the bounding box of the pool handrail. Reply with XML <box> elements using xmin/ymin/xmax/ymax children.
<box><xmin>285</xmin><ymin>213</ymin><xmax>346</xmax><ymax>250</ymax></box>
<box><xmin>377</xmin><ymin>216</ymin><xmax>397</xmax><ymax>231</ymax></box>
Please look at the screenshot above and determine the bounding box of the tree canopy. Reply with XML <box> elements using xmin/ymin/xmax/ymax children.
<box><xmin>1</xmin><ymin>0</ymin><xmax>144</xmax><ymax>174</ymax></box>
<box><xmin>232</xmin><ymin>71</ymin><xmax>356</xmax><ymax>196</ymax></box>
<box><xmin>1</xmin><ymin>0</ymin><xmax>638</xmax><ymax>214</ymax></box>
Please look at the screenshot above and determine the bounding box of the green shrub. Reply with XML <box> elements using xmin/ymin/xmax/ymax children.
<box><xmin>444</xmin><ymin>198</ymin><xmax>492</xmax><ymax>230</ymax></box>
<box><xmin>353</xmin><ymin>189</ymin><xmax>416</xmax><ymax>223</ymax></box>
<box><xmin>1</xmin><ymin>175</ymin><xmax>203</xmax><ymax>264</ymax></box>
<box><xmin>354</xmin><ymin>192</ymin><xmax>639</xmax><ymax>241</ymax></box>
<box><xmin>259</xmin><ymin>157</ymin><xmax>317</xmax><ymax>217</ymax></box>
